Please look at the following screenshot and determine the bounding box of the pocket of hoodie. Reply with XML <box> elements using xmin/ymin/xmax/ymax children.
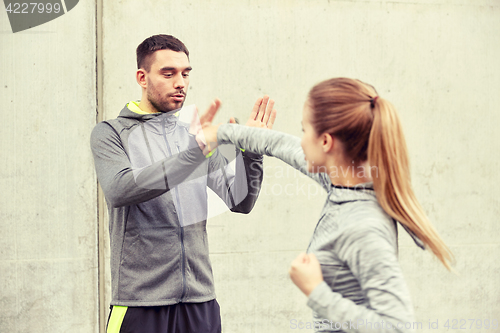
<box><xmin>120</xmin><ymin>227</ymin><xmax>180</xmax><ymax>283</ymax></box>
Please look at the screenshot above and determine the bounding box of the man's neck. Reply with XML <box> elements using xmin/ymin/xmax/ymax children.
<box><xmin>138</xmin><ymin>99</ymin><xmax>159</xmax><ymax>114</ymax></box>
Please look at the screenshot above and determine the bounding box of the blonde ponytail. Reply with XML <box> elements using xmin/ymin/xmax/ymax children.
<box><xmin>368</xmin><ymin>97</ymin><xmax>454</xmax><ymax>270</ymax></box>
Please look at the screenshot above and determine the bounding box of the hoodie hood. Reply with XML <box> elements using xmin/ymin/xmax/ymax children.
<box><xmin>327</xmin><ymin>182</ymin><xmax>425</xmax><ymax>250</ymax></box>
<box><xmin>118</xmin><ymin>102</ymin><xmax>188</xmax><ymax>136</ymax></box>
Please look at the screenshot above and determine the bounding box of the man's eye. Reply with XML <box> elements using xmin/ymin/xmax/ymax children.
<box><xmin>183</xmin><ymin>73</ymin><xmax>190</xmax><ymax>77</ymax></box>
<box><xmin>164</xmin><ymin>73</ymin><xmax>173</xmax><ymax>77</ymax></box>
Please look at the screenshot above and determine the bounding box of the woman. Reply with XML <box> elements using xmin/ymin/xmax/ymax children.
<box><xmin>202</xmin><ymin>78</ymin><xmax>453</xmax><ymax>332</ymax></box>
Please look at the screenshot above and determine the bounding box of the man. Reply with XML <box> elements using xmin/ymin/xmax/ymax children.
<box><xmin>90</xmin><ymin>34</ymin><xmax>276</xmax><ymax>333</ymax></box>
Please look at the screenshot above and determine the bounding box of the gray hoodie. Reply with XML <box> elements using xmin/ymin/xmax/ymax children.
<box><xmin>217</xmin><ymin>124</ymin><xmax>425</xmax><ymax>333</ymax></box>
<box><xmin>90</xmin><ymin>105</ymin><xmax>263</xmax><ymax>306</ymax></box>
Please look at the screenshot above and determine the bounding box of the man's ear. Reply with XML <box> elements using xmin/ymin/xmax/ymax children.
<box><xmin>321</xmin><ymin>133</ymin><xmax>334</xmax><ymax>153</ymax></box>
<box><xmin>136</xmin><ymin>69</ymin><xmax>147</xmax><ymax>89</ymax></box>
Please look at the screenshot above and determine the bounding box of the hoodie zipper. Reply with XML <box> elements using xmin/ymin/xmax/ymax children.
<box><xmin>161</xmin><ymin>117</ymin><xmax>187</xmax><ymax>301</ymax></box>
<box><xmin>174</xmin><ymin>141</ymin><xmax>188</xmax><ymax>301</ymax></box>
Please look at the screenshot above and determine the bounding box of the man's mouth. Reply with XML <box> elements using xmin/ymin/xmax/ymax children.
<box><xmin>172</xmin><ymin>93</ymin><xmax>185</xmax><ymax>102</ymax></box>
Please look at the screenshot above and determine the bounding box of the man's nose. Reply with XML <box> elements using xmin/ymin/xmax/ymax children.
<box><xmin>173</xmin><ymin>73</ymin><xmax>185</xmax><ymax>89</ymax></box>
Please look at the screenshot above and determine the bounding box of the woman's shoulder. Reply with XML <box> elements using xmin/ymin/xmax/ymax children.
<box><xmin>327</xmin><ymin>201</ymin><xmax>399</xmax><ymax>262</ymax></box>
<box><xmin>334</xmin><ymin>200</ymin><xmax>397</xmax><ymax>243</ymax></box>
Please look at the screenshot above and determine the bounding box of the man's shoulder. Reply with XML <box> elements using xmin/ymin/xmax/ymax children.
<box><xmin>92</xmin><ymin>108</ymin><xmax>138</xmax><ymax>134</ymax></box>
<box><xmin>90</xmin><ymin>116</ymin><xmax>131</xmax><ymax>143</ymax></box>
<box><xmin>90</xmin><ymin>120</ymin><xmax>117</xmax><ymax>149</ymax></box>
<box><xmin>92</xmin><ymin>119</ymin><xmax>116</xmax><ymax>136</ymax></box>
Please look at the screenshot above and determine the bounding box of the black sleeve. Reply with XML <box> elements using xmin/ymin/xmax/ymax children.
<box><xmin>206</xmin><ymin>145</ymin><xmax>263</xmax><ymax>214</ymax></box>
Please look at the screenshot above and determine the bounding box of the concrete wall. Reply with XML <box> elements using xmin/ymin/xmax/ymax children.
<box><xmin>1</xmin><ymin>0</ymin><xmax>499</xmax><ymax>332</ymax></box>
<box><xmin>0</xmin><ymin>1</ymin><xmax>98</xmax><ymax>332</ymax></box>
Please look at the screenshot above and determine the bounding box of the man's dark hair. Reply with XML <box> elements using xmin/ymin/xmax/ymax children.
<box><xmin>136</xmin><ymin>34</ymin><xmax>189</xmax><ymax>72</ymax></box>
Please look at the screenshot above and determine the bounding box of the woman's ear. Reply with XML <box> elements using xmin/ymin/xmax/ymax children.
<box><xmin>321</xmin><ymin>133</ymin><xmax>334</xmax><ymax>153</ymax></box>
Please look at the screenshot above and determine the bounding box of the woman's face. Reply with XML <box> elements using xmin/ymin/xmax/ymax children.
<box><xmin>301</xmin><ymin>103</ymin><xmax>327</xmax><ymax>173</ymax></box>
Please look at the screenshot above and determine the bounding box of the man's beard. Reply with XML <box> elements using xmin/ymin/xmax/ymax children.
<box><xmin>148</xmin><ymin>92</ymin><xmax>185</xmax><ymax>113</ymax></box>
<box><xmin>147</xmin><ymin>81</ymin><xmax>186</xmax><ymax>113</ymax></box>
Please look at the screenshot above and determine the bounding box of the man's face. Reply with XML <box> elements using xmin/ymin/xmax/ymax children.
<box><xmin>144</xmin><ymin>49</ymin><xmax>192</xmax><ymax>113</ymax></box>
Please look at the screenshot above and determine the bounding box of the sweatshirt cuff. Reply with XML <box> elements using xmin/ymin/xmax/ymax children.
<box><xmin>307</xmin><ymin>281</ymin><xmax>342</xmax><ymax>313</ymax></box>
<box><xmin>241</xmin><ymin>149</ymin><xmax>263</xmax><ymax>160</ymax></box>
<box><xmin>218</xmin><ymin>124</ymin><xmax>263</xmax><ymax>159</ymax></box>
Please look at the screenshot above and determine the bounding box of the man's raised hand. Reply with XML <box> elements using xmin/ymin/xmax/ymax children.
<box><xmin>193</xmin><ymin>99</ymin><xmax>222</xmax><ymax>155</ymax></box>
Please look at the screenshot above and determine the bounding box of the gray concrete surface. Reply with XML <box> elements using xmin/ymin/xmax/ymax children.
<box><xmin>0</xmin><ymin>1</ymin><xmax>98</xmax><ymax>332</ymax></box>
<box><xmin>1</xmin><ymin>0</ymin><xmax>499</xmax><ymax>332</ymax></box>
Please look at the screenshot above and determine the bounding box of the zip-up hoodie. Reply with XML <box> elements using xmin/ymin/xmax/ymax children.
<box><xmin>90</xmin><ymin>104</ymin><xmax>263</xmax><ymax>306</ymax></box>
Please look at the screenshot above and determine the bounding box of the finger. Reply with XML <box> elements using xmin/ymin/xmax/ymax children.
<box><xmin>200</xmin><ymin>98</ymin><xmax>221</xmax><ymax>124</ymax></box>
<box><xmin>262</xmin><ymin>98</ymin><xmax>275</xmax><ymax>125</ymax></box>
<box><xmin>295</xmin><ymin>252</ymin><xmax>308</xmax><ymax>263</ymax></box>
<box><xmin>210</xmin><ymin>99</ymin><xmax>222</xmax><ymax>122</ymax></box>
<box><xmin>302</xmin><ymin>254</ymin><xmax>310</xmax><ymax>264</ymax></box>
<box><xmin>290</xmin><ymin>253</ymin><xmax>303</xmax><ymax>267</ymax></box>
<box><xmin>308</xmin><ymin>253</ymin><xmax>319</xmax><ymax>264</ymax></box>
<box><xmin>249</xmin><ymin>97</ymin><xmax>263</xmax><ymax>121</ymax></box>
<box><xmin>257</xmin><ymin>95</ymin><xmax>270</xmax><ymax>122</ymax></box>
<box><xmin>199</xmin><ymin>103</ymin><xmax>216</xmax><ymax>125</ymax></box>
<box><xmin>189</xmin><ymin>107</ymin><xmax>202</xmax><ymax>135</ymax></box>
<box><xmin>229</xmin><ymin>117</ymin><xmax>236</xmax><ymax>124</ymax></box>
<box><xmin>266</xmin><ymin>108</ymin><xmax>277</xmax><ymax>129</ymax></box>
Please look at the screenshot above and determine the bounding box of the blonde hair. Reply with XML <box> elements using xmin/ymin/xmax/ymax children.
<box><xmin>308</xmin><ymin>78</ymin><xmax>453</xmax><ymax>269</ymax></box>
